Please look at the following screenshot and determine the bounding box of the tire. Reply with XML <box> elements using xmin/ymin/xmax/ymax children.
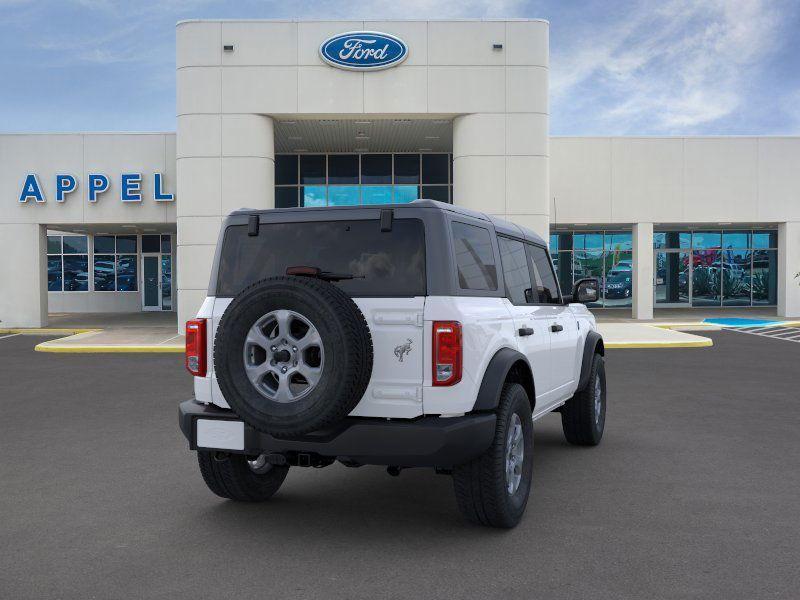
<box><xmin>197</xmin><ymin>451</ymin><xmax>289</xmax><ymax>502</ymax></box>
<box><xmin>214</xmin><ymin>276</ymin><xmax>373</xmax><ymax>437</ymax></box>
<box><xmin>561</xmin><ymin>353</ymin><xmax>606</xmax><ymax>446</ymax></box>
<box><xmin>452</xmin><ymin>383</ymin><xmax>533</xmax><ymax>528</ymax></box>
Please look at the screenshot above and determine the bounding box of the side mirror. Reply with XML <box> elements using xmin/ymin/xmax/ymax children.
<box><xmin>570</xmin><ymin>277</ymin><xmax>599</xmax><ymax>304</ymax></box>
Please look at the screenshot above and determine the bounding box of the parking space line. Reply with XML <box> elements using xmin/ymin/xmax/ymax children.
<box><xmin>0</xmin><ymin>333</ymin><xmax>21</xmax><ymax>341</ymax></box>
<box><xmin>725</xmin><ymin>326</ymin><xmax>800</xmax><ymax>343</ymax></box>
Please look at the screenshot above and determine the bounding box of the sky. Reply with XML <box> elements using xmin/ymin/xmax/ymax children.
<box><xmin>0</xmin><ymin>0</ymin><xmax>798</xmax><ymax>135</ymax></box>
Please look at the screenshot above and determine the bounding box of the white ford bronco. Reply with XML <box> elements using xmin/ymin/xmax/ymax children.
<box><xmin>179</xmin><ymin>200</ymin><xmax>606</xmax><ymax>528</ymax></box>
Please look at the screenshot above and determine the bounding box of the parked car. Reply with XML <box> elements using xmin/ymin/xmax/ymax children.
<box><xmin>604</xmin><ymin>269</ymin><xmax>632</xmax><ymax>299</ymax></box>
<box><xmin>179</xmin><ymin>200</ymin><xmax>607</xmax><ymax>528</ymax></box>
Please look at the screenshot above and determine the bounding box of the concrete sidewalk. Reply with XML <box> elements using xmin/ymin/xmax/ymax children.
<box><xmin>2</xmin><ymin>310</ymin><xmax>716</xmax><ymax>353</ymax></box>
<box><xmin>598</xmin><ymin>323</ymin><xmax>713</xmax><ymax>348</ymax></box>
<box><xmin>33</xmin><ymin>327</ymin><xmax>184</xmax><ymax>353</ymax></box>
<box><xmin>1</xmin><ymin>312</ymin><xmax>184</xmax><ymax>353</ymax></box>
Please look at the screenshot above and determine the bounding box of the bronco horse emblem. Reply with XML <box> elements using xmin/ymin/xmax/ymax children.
<box><xmin>394</xmin><ymin>338</ymin><xmax>413</xmax><ymax>362</ymax></box>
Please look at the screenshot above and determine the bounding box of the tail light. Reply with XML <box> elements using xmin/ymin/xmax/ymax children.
<box><xmin>185</xmin><ymin>319</ymin><xmax>207</xmax><ymax>377</ymax></box>
<box><xmin>432</xmin><ymin>321</ymin><xmax>462</xmax><ymax>386</ymax></box>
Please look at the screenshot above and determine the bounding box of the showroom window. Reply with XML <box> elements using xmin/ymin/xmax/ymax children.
<box><xmin>274</xmin><ymin>153</ymin><xmax>453</xmax><ymax>208</ymax></box>
<box><xmin>93</xmin><ymin>235</ymin><xmax>138</xmax><ymax>292</ymax></box>
<box><xmin>549</xmin><ymin>231</ymin><xmax>632</xmax><ymax>308</ymax></box>
<box><xmin>654</xmin><ymin>229</ymin><xmax>777</xmax><ymax>307</ymax></box>
<box><xmin>47</xmin><ymin>235</ymin><xmax>89</xmax><ymax>292</ymax></box>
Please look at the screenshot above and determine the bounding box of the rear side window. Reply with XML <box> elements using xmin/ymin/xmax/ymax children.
<box><xmin>526</xmin><ymin>244</ymin><xmax>561</xmax><ymax>304</ymax></box>
<box><xmin>451</xmin><ymin>222</ymin><xmax>498</xmax><ymax>291</ymax></box>
<box><xmin>216</xmin><ymin>219</ymin><xmax>426</xmax><ymax>297</ymax></box>
<box><xmin>498</xmin><ymin>237</ymin><xmax>533</xmax><ymax>304</ymax></box>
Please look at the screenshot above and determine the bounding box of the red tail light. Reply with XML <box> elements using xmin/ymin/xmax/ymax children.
<box><xmin>432</xmin><ymin>321</ymin><xmax>462</xmax><ymax>386</ymax></box>
<box><xmin>185</xmin><ymin>319</ymin><xmax>207</xmax><ymax>377</ymax></box>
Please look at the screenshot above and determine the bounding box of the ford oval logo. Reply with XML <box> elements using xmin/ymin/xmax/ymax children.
<box><xmin>319</xmin><ymin>31</ymin><xmax>408</xmax><ymax>71</ymax></box>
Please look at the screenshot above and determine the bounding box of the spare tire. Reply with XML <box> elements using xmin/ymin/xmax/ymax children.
<box><xmin>214</xmin><ymin>276</ymin><xmax>373</xmax><ymax>437</ymax></box>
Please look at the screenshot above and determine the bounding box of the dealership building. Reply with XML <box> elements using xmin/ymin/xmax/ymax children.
<box><xmin>1</xmin><ymin>18</ymin><xmax>799</xmax><ymax>329</ymax></box>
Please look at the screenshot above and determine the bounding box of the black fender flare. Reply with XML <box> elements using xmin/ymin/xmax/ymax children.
<box><xmin>472</xmin><ymin>348</ymin><xmax>535</xmax><ymax>412</ymax></box>
<box><xmin>577</xmin><ymin>330</ymin><xmax>605</xmax><ymax>392</ymax></box>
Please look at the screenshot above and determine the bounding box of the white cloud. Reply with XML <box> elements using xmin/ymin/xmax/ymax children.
<box><xmin>551</xmin><ymin>0</ymin><xmax>791</xmax><ymax>133</ymax></box>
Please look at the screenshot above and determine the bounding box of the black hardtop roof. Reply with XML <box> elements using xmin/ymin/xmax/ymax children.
<box><xmin>229</xmin><ymin>199</ymin><xmax>547</xmax><ymax>246</ymax></box>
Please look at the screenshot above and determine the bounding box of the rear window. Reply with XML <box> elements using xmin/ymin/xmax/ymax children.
<box><xmin>216</xmin><ymin>219</ymin><xmax>426</xmax><ymax>297</ymax></box>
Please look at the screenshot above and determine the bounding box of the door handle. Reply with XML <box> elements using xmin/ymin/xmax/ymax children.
<box><xmin>551</xmin><ymin>323</ymin><xmax>563</xmax><ymax>333</ymax></box>
<box><xmin>518</xmin><ymin>327</ymin><xmax>534</xmax><ymax>337</ymax></box>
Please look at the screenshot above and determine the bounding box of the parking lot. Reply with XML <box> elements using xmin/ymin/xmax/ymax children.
<box><xmin>1</xmin><ymin>331</ymin><xmax>798</xmax><ymax>600</ymax></box>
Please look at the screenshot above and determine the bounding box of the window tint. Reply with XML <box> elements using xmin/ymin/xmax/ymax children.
<box><xmin>62</xmin><ymin>235</ymin><xmax>88</xmax><ymax>254</ymax></box>
<box><xmin>451</xmin><ymin>222</ymin><xmax>497</xmax><ymax>291</ymax></box>
<box><xmin>141</xmin><ymin>234</ymin><xmax>160</xmax><ymax>253</ymax></box>
<box><xmin>422</xmin><ymin>154</ymin><xmax>448</xmax><ymax>184</ymax></box>
<box><xmin>394</xmin><ymin>154</ymin><xmax>419</xmax><ymax>184</ymax></box>
<box><xmin>498</xmin><ymin>237</ymin><xmax>533</xmax><ymax>304</ymax></box>
<box><xmin>328</xmin><ymin>155</ymin><xmax>358</xmax><ymax>184</ymax></box>
<box><xmin>116</xmin><ymin>235</ymin><xmax>137</xmax><ymax>254</ymax></box>
<box><xmin>275</xmin><ymin>155</ymin><xmax>298</xmax><ymax>185</ymax></box>
<box><xmin>94</xmin><ymin>235</ymin><xmax>115</xmax><ymax>253</ymax></box>
<box><xmin>527</xmin><ymin>244</ymin><xmax>560</xmax><ymax>304</ymax></box>
<box><xmin>300</xmin><ymin>155</ymin><xmax>325</xmax><ymax>184</ymax></box>
<box><xmin>217</xmin><ymin>219</ymin><xmax>426</xmax><ymax>297</ymax></box>
<box><xmin>361</xmin><ymin>154</ymin><xmax>391</xmax><ymax>184</ymax></box>
<box><xmin>275</xmin><ymin>187</ymin><xmax>298</xmax><ymax>208</ymax></box>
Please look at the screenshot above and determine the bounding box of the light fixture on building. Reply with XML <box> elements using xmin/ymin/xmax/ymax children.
<box><xmin>293</xmin><ymin>148</ymin><xmax>308</xmax><ymax>153</ymax></box>
<box><xmin>223</xmin><ymin>44</ymin><xmax>235</xmax><ymax>52</ymax></box>
<box><xmin>355</xmin><ymin>120</ymin><xmax>372</xmax><ymax>125</ymax></box>
<box><xmin>425</xmin><ymin>135</ymin><xmax>440</xmax><ymax>140</ymax></box>
<box><xmin>354</xmin><ymin>147</ymin><xmax>368</xmax><ymax>153</ymax></box>
<box><xmin>492</xmin><ymin>43</ymin><xmax>503</xmax><ymax>50</ymax></box>
<box><xmin>393</xmin><ymin>119</ymin><xmax>412</xmax><ymax>125</ymax></box>
<box><xmin>280</xmin><ymin>120</ymin><xmax>297</xmax><ymax>125</ymax></box>
<box><xmin>419</xmin><ymin>147</ymin><xmax>433</xmax><ymax>152</ymax></box>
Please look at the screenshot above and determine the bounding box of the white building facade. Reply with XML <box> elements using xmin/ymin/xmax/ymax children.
<box><xmin>0</xmin><ymin>19</ymin><xmax>798</xmax><ymax>328</ymax></box>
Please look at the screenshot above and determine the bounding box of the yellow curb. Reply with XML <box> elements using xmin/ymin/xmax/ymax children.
<box><xmin>605</xmin><ymin>339</ymin><xmax>713</xmax><ymax>349</ymax></box>
<box><xmin>35</xmin><ymin>343</ymin><xmax>184</xmax><ymax>353</ymax></box>
<box><xmin>0</xmin><ymin>328</ymin><xmax>100</xmax><ymax>335</ymax></box>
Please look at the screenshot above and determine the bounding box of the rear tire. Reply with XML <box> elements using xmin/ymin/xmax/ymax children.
<box><xmin>561</xmin><ymin>353</ymin><xmax>606</xmax><ymax>446</ymax></box>
<box><xmin>452</xmin><ymin>383</ymin><xmax>533</xmax><ymax>528</ymax></box>
<box><xmin>197</xmin><ymin>451</ymin><xmax>289</xmax><ymax>502</ymax></box>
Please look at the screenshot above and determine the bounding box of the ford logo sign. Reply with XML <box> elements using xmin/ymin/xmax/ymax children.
<box><xmin>319</xmin><ymin>31</ymin><xmax>408</xmax><ymax>71</ymax></box>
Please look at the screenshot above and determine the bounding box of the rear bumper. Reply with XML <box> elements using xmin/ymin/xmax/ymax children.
<box><xmin>179</xmin><ymin>399</ymin><xmax>496</xmax><ymax>468</ymax></box>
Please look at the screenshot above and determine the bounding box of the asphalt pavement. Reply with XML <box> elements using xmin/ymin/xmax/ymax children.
<box><xmin>1</xmin><ymin>332</ymin><xmax>798</xmax><ymax>600</ymax></box>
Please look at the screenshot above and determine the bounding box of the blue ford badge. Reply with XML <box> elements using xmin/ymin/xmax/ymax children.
<box><xmin>319</xmin><ymin>31</ymin><xmax>408</xmax><ymax>71</ymax></box>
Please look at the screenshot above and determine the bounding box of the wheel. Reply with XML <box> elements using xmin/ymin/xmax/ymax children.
<box><xmin>452</xmin><ymin>383</ymin><xmax>534</xmax><ymax>528</ymax></box>
<box><xmin>561</xmin><ymin>353</ymin><xmax>606</xmax><ymax>446</ymax></box>
<box><xmin>197</xmin><ymin>451</ymin><xmax>289</xmax><ymax>502</ymax></box>
<box><xmin>214</xmin><ymin>276</ymin><xmax>373</xmax><ymax>437</ymax></box>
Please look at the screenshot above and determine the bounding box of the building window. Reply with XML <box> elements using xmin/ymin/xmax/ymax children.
<box><xmin>550</xmin><ymin>230</ymin><xmax>632</xmax><ymax>308</ymax></box>
<box><xmin>93</xmin><ymin>235</ymin><xmax>138</xmax><ymax>292</ymax></box>
<box><xmin>653</xmin><ymin>229</ymin><xmax>777</xmax><ymax>307</ymax></box>
<box><xmin>274</xmin><ymin>153</ymin><xmax>454</xmax><ymax>208</ymax></box>
<box><xmin>47</xmin><ymin>235</ymin><xmax>89</xmax><ymax>292</ymax></box>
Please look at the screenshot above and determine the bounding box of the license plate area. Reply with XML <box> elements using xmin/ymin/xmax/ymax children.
<box><xmin>196</xmin><ymin>419</ymin><xmax>244</xmax><ymax>451</ymax></box>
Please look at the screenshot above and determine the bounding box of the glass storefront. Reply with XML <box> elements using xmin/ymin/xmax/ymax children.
<box><xmin>550</xmin><ymin>231</ymin><xmax>633</xmax><ymax>308</ymax></box>
<box><xmin>654</xmin><ymin>229</ymin><xmax>777</xmax><ymax>307</ymax></box>
<box><xmin>47</xmin><ymin>232</ymin><xmax>175</xmax><ymax>311</ymax></box>
<box><xmin>274</xmin><ymin>153</ymin><xmax>453</xmax><ymax>207</ymax></box>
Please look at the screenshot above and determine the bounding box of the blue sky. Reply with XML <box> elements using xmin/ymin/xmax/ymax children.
<box><xmin>1</xmin><ymin>0</ymin><xmax>798</xmax><ymax>135</ymax></box>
